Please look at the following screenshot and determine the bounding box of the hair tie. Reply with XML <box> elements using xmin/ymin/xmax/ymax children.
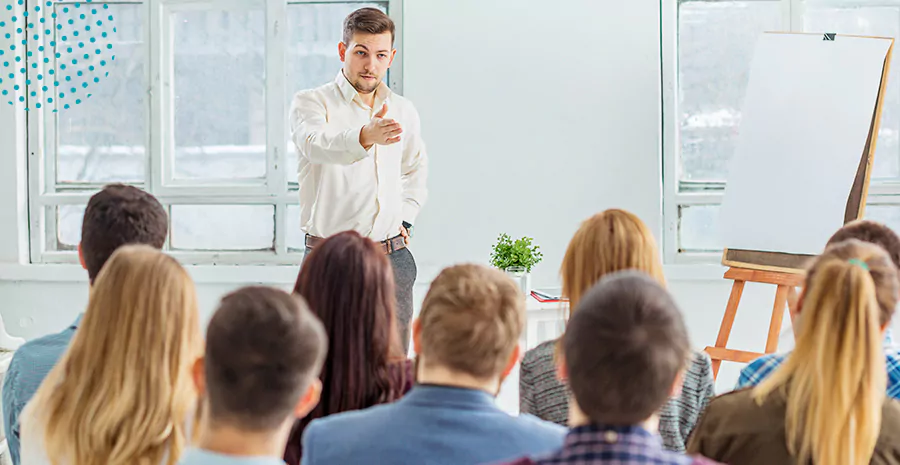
<box><xmin>848</xmin><ymin>258</ymin><xmax>870</xmax><ymax>271</ymax></box>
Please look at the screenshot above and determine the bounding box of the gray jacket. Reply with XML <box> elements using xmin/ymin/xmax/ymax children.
<box><xmin>519</xmin><ymin>341</ymin><xmax>716</xmax><ymax>452</ymax></box>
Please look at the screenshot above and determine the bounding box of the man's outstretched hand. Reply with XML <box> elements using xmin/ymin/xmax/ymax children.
<box><xmin>360</xmin><ymin>104</ymin><xmax>403</xmax><ymax>150</ymax></box>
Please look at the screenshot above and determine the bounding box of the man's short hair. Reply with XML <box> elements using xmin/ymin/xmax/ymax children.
<box><xmin>564</xmin><ymin>271</ymin><xmax>690</xmax><ymax>425</ymax></box>
<box><xmin>418</xmin><ymin>264</ymin><xmax>524</xmax><ymax>379</ymax></box>
<box><xmin>827</xmin><ymin>219</ymin><xmax>900</xmax><ymax>269</ymax></box>
<box><xmin>343</xmin><ymin>7</ymin><xmax>395</xmax><ymax>46</ymax></box>
<box><xmin>81</xmin><ymin>184</ymin><xmax>168</xmax><ymax>282</ymax></box>
<box><xmin>205</xmin><ymin>286</ymin><xmax>327</xmax><ymax>431</ymax></box>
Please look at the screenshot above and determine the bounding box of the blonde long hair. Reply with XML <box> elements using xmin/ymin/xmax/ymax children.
<box><xmin>754</xmin><ymin>239</ymin><xmax>899</xmax><ymax>465</ymax></box>
<box><xmin>29</xmin><ymin>245</ymin><xmax>203</xmax><ymax>465</ymax></box>
<box><xmin>561</xmin><ymin>209</ymin><xmax>665</xmax><ymax>313</ymax></box>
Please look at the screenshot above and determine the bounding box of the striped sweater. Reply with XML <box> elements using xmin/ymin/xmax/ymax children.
<box><xmin>519</xmin><ymin>341</ymin><xmax>716</xmax><ymax>452</ymax></box>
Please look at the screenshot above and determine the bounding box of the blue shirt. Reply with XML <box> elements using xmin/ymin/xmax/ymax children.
<box><xmin>179</xmin><ymin>449</ymin><xmax>285</xmax><ymax>465</ymax></box>
<box><xmin>2</xmin><ymin>315</ymin><xmax>81</xmax><ymax>465</ymax></box>
<box><xmin>735</xmin><ymin>348</ymin><xmax>900</xmax><ymax>400</ymax></box>
<box><xmin>302</xmin><ymin>384</ymin><xmax>566</xmax><ymax>465</ymax></box>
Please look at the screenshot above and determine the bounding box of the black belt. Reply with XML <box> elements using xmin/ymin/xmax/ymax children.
<box><xmin>305</xmin><ymin>234</ymin><xmax>407</xmax><ymax>255</ymax></box>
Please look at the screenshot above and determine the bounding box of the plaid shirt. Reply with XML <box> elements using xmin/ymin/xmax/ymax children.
<box><xmin>735</xmin><ymin>347</ymin><xmax>900</xmax><ymax>399</ymax></box>
<box><xmin>497</xmin><ymin>424</ymin><xmax>721</xmax><ymax>465</ymax></box>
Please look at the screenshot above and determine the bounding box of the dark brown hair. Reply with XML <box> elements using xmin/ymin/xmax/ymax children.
<box><xmin>205</xmin><ymin>287</ymin><xmax>327</xmax><ymax>431</ymax></box>
<box><xmin>343</xmin><ymin>7</ymin><xmax>395</xmax><ymax>46</ymax></box>
<box><xmin>419</xmin><ymin>264</ymin><xmax>524</xmax><ymax>379</ymax></box>
<box><xmin>81</xmin><ymin>184</ymin><xmax>167</xmax><ymax>283</ymax></box>
<box><xmin>827</xmin><ymin>219</ymin><xmax>900</xmax><ymax>270</ymax></box>
<box><xmin>285</xmin><ymin>231</ymin><xmax>405</xmax><ymax>462</ymax></box>
<box><xmin>564</xmin><ymin>271</ymin><xmax>690</xmax><ymax>425</ymax></box>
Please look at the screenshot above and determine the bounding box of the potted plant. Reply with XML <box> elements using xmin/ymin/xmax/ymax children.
<box><xmin>490</xmin><ymin>233</ymin><xmax>543</xmax><ymax>295</ymax></box>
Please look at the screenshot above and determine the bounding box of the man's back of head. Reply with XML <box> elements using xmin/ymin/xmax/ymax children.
<box><xmin>564</xmin><ymin>271</ymin><xmax>690</xmax><ymax>426</ymax></box>
<box><xmin>298</xmin><ymin>264</ymin><xmax>566</xmax><ymax>465</ymax></box>
<box><xmin>196</xmin><ymin>286</ymin><xmax>326</xmax><ymax>455</ymax></box>
<box><xmin>417</xmin><ymin>264</ymin><xmax>525</xmax><ymax>383</ymax></box>
<box><xmin>81</xmin><ymin>184</ymin><xmax>168</xmax><ymax>283</ymax></box>
<box><xmin>827</xmin><ymin>219</ymin><xmax>900</xmax><ymax>269</ymax></box>
<box><xmin>1</xmin><ymin>184</ymin><xmax>169</xmax><ymax>465</ymax></box>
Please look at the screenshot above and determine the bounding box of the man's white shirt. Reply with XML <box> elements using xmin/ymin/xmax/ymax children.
<box><xmin>290</xmin><ymin>71</ymin><xmax>428</xmax><ymax>241</ymax></box>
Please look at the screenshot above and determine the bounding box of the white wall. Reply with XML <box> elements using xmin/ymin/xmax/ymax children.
<box><xmin>0</xmin><ymin>0</ymin><xmax>793</xmax><ymax>396</ymax></box>
<box><xmin>405</xmin><ymin>0</ymin><xmax>664</xmax><ymax>287</ymax></box>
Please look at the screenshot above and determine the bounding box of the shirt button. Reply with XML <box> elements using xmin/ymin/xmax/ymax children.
<box><xmin>604</xmin><ymin>431</ymin><xmax>618</xmax><ymax>444</ymax></box>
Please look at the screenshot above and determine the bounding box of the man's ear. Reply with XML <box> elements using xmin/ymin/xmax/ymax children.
<box><xmin>412</xmin><ymin>319</ymin><xmax>423</xmax><ymax>355</ymax></box>
<box><xmin>501</xmin><ymin>345</ymin><xmax>521</xmax><ymax>379</ymax></box>
<box><xmin>338</xmin><ymin>42</ymin><xmax>348</xmax><ymax>62</ymax></box>
<box><xmin>191</xmin><ymin>357</ymin><xmax>206</xmax><ymax>396</ymax></box>
<box><xmin>78</xmin><ymin>242</ymin><xmax>87</xmax><ymax>271</ymax></box>
<box><xmin>387</xmin><ymin>48</ymin><xmax>397</xmax><ymax>68</ymax></box>
<box><xmin>555</xmin><ymin>352</ymin><xmax>568</xmax><ymax>382</ymax></box>
<box><xmin>294</xmin><ymin>379</ymin><xmax>322</xmax><ymax>419</ymax></box>
<box><xmin>669</xmin><ymin>370</ymin><xmax>685</xmax><ymax>399</ymax></box>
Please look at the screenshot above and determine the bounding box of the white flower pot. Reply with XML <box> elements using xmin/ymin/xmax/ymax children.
<box><xmin>505</xmin><ymin>266</ymin><xmax>532</xmax><ymax>296</ymax></box>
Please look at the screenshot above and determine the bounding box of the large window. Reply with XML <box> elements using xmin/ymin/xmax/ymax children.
<box><xmin>663</xmin><ymin>0</ymin><xmax>900</xmax><ymax>262</ymax></box>
<box><xmin>25</xmin><ymin>0</ymin><xmax>400</xmax><ymax>265</ymax></box>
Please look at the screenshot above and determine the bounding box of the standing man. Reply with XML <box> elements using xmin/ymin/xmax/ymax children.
<box><xmin>290</xmin><ymin>7</ymin><xmax>427</xmax><ymax>354</ymax></box>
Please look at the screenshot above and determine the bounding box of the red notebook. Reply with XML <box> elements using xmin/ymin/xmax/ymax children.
<box><xmin>530</xmin><ymin>290</ymin><xmax>567</xmax><ymax>303</ymax></box>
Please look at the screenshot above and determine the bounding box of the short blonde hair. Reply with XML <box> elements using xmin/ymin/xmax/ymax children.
<box><xmin>418</xmin><ymin>264</ymin><xmax>524</xmax><ymax>379</ymax></box>
<box><xmin>562</xmin><ymin>209</ymin><xmax>664</xmax><ymax>313</ymax></box>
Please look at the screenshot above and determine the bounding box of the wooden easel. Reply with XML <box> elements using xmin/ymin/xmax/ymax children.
<box><xmin>706</xmin><ymin>33</ymin><xmax>893</xmax><ymax>379</ymax></box>
<box><xmin>706</xmin><ymin>267</ymin><xmax>804</xmax><ymax>379</ymax></box>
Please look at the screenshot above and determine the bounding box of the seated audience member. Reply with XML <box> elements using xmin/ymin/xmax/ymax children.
<box><xmin>688</xmin><ymin>240</ymin><xmax>900</xmax><ymax>465</ymax></box>
<box><xmin>180</xmin><ymin>287</ymin><xmax>327</xmax><ymax>465</ymax></box>
<box><xmin>502</xmin><ymin>272</ymin><xmax>720</xmax><ymax>465</ymax></box>
<box><xmin>20</xmin><ymin>245</ymin><xmax>203</xmax><ymax>465</ymax></box>
<box><xmin>284</xmin><ymin>231</ymin><xmax>413</xmax><ymax>465</ymax></box>
<box><xmin>736</xmin><ymin>219</ymin><xmax>900</xmax><ymax>393</ymax></box>
<box><xmin>301</xmin><ymin>264</ymin><xmax>566</xmax><ymax>465</ymax></box>
<box><xmin>2</xmin><ymin>184</ymin><xmax>168</xmax><ymax>465</ymax></box>
<box><xmin>520</xmin><ymin>209</ymin><xmax>715</xmax><ymax>451</ymax></box>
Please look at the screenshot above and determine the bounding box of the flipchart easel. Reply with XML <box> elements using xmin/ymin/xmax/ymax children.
<box><xmin>706</xmin><ymin>32</ymin><xmax>894</xmax><ymax>379</ymax></box>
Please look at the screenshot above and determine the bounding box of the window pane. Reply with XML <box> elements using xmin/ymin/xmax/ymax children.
<box><xmin>804</xmin><ymin>5</ymin><xmax>900</xmax><ymax>180</ymax></box>
<box><xmin>173</xmin><ymin>9</ymin><xmax>266</xmax><ymax>180</ymax></box>
<box><xmin>285</xmin><ymin>2</ymin><xmax>387</xmax><ymax>184</ymax></box>
<box><xmin>55</xmin><ymin>3</ymin><xmax>145</xmax><ymax>184</ymax></box>
<box><xmin>679</xmin><ymin>205</ymin><xmax>722</xmax><ymax>252</ymax></box>
<box><xmin>54</xmin><ymin>205</ymin><xmax>85</xmax><ymax>251</ymax></box>
<box><xmin>866</xmin><ymin>204</ymin><xmax>900</xmax><ymax>233</ymax></box>
<box><xmin>286</xmin><ymin>204</ymin><xmax>304</xmax><ymax>250</ymax></box>
<box><xmin>170</xmin><ymin>205</ymin><xmax>273</xmax><ymax>251</ymax></box>
<box><xmin>678</xmin><ymin>1</ymin><xmax>781</xmax><ymax>182</ymax></box>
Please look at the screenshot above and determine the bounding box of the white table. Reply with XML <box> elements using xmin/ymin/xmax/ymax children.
<box><xmin>496</xmin><ymin>296</ymin><xmax>568</xmax><ymax>416</ymax></box>
<box><xmin>523</xmin><ymin>296</ymin><xmax>568</xmax><ymax>351</ymax></box>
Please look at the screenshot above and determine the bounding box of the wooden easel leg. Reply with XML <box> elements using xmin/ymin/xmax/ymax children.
<box><xmin>711</xmin><ymin>280</ymin><xmax>746</xmax><ymax>378</ymax></box>
<box><xmin>765</xmin><ymin>285</ymin><xmax>789</xmax><ymax>353</ymax></box>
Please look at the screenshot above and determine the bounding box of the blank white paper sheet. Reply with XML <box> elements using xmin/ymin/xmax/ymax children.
<box><xmin>719</xmin><ymin>33</ymin><xmax>892</xmax><ymax>256</ymax></box>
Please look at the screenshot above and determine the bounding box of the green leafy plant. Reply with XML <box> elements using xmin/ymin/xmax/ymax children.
<box><xmin>490</xmin><ymin>233</ymin><xmax>543</xmax><ymax>273</ymax></box>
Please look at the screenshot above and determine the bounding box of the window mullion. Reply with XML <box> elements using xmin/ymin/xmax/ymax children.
<box><xmin>788</xmin><ymin>0</ymin><xmax>804</xmax><ymax>31</ymax></box>
<box><xmin>148</xmin><ymin>0</ymin><xmax>164</xmax><ymax>194</ymax></box>
<box><xmin>266</xmin><ymin>0</ymin><xmax>288</xmax><ymax>254</ymax></box>
<box><xmin>26</xmin><ymin>0</ymin><xmax>46</xmax><ymax>263</ymax></box>
<box><xmin>387</xmin><ymin>0</ymin><xmax>403</xmax><ymax>93</ymax></box>
<box><xmin>661</xmin><ymin>0</ymin><xmax>680</xmax><ymax>264</ymax></box>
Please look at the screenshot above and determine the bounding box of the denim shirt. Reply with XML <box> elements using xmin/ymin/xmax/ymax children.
<box><xmin>2</xmin><ymin>315</ymin><xmax>81</xmax><ymax>465</ymax></box>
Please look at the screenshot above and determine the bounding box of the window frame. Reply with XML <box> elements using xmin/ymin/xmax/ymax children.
<box><xmin>662</xmin><ymin>0</ymin><xmax>900</xmax><ymax>264</ymax></box>
<box><xmin>26</xmin><ymin>0</ymin><xmax>403</xmax><ymax>266</ymax></box>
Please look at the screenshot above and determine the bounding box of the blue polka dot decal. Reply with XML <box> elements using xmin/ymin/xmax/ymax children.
<box><xmin>0</xmin><ymin>0</ymin><xmax>114</xmax><ymax>111</ymax></box>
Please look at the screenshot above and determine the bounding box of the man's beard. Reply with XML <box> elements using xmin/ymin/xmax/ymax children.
<box><xmin>352</xmin><ymin>75</ymin><xmax>381</xmax><ymax>94</ymax></box>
